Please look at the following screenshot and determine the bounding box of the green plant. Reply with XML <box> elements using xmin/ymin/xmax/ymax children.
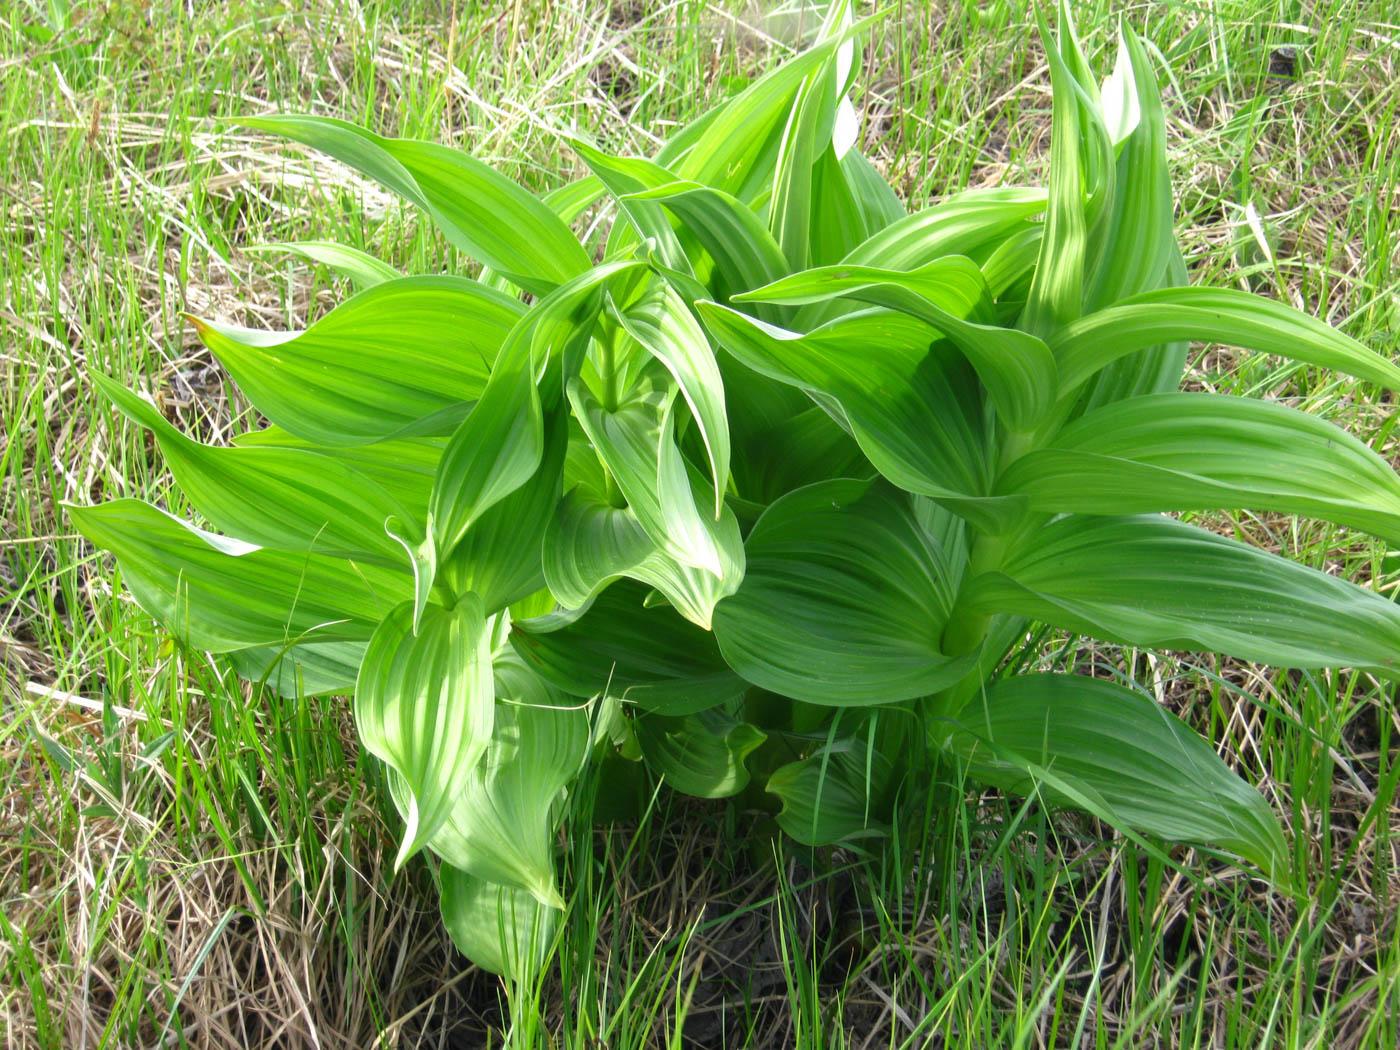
<box><xmin>68</xmin><ymin>1</ymin><xmax>1400</xmax><ymax>984</ymax></box>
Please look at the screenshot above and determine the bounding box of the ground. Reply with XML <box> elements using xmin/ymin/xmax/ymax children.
<box><xmin>2</xmin><ymin>1</ymin><xmax>1398</xmax><ymax>1047</ymax></box>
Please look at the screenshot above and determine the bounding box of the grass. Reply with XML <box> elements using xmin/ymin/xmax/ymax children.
<box><xmin>3</xmin><ymin>0</ymin><xmax>1399</xmax><ymax>1045</ymax></box>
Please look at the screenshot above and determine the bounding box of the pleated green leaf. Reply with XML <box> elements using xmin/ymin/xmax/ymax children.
<box><xmin>543</xmin><ymin>484</ymin><xmax>743</xmax><ymax>630</ymax></box>
<box><xmin>231</xmin><ymin>428</ymin><xmax>445</xmax><ymax>519</ymax></box>
<box><xmin>405</xmin><ymin>669</ymin><xmax>587</xmax><ymax>908</ymax></box>
<box><xmin>713</xmin><ymin>480</ymin><xmax>980</xmax><ymax>705</ymax></box>
<box><xmin>439</xmin><ymin>410</ymin><xmax>568</xmax><ymax>615</ymax></box>
<box><xmin>440</xmin><ymin>867</ymin><xmax>557</xmax><ymax>982</ymax></box>
<box><xmin>94</xmin><ymin>373</ymin><xmax>414</xmax><ymax>565</ymax></box>
<box><xmin>997</xmin><ymin>393</ymin><xmax>1400</xmax><ymax>543</ymax></box>
<box><xmin>227</xmin><ymin>640</ymin><xmax>366</xmax><ymax>698</ymax></box>
<box><xmin>767</xmin><ymin>720</ymin><xmax>899</xmax><ymax>846</ymax></box>
<box><xmin>191</xmin><ymin>276</ymin><xmax>523</xmax><ymax>446</ymax></box>
<box><xmin>240</xmin><ymin>115</ymin><xmax>590</xmax><ymax>294</ymax></box>
<box><xmin>635</xmin><ymin>707</ymin><xmax>766</xmax><ymax>799</ymax></box>
<box><xmin>947</xmin><ymin>674</ymin><xmax>1290</xmax><ymax>882</ymax></box>
<box><xmin>842</xmin><ymin>187</ymin><xmax>1046</xmax><ymax>272</ymax></box>
<box><xmin>672</xmin><ymin>36</ymin><xmax>844</xmax><ymax>201</ymax></box>
<box><xmin>355</xmin><ymin>598</ymin><xmax>494</xmax><ymax>868</ymax></box>
<box><xmin>964</xmin><ymin>514</ymin><xmax>1400</xmax><ymax>675</ymax></box>
<box><xmin>566</xmin><ymin>140</ymin><xmax>692</xmax><ymax>272</ymax></box>
<box><xmin>611</xmin><ymin>280</ymin><xmax>730</xmax><ymax>515</ymax></box>
<box><xmin>732</xmin><ymin>259</ymin><xmax>1058</xmax><ymax>429</ymax></box>
<box><xmin>1052</xmin><ymin>286</ymin><xmax>1400</xmax><ymax>393</ymax></box>
<box><xmin>432</xmin><ymin>338</ymin><xmax>544</xmax><ymax>556</ymax></box>
<box><xmin>625</xmin><ymin>181</ymin><xmax>790</xmax><ymax>320</ymax></box>
<box><xmin>245</xmin><ymin>240</ymin><xmax>399</xmax><ymax>290</ymax></box>
<box><xmin>698</xmin><ymin>302</ymin><xmax>1027</xmax><ymax>533</ymax></box>
<box><xmin>1083</xmin><ymin>28</ymin><xmax>1172</xmax><ymax>310</ymax></box>
<box><xmin>513</xmin><ymin>581</ymin><xmax>747</xmax><ymax>716</ymax></box>
<box><xmin>66</xmin><ymin>500</ymin><xmax>409</xmax><ymax>650</ymax></box>
<box><xmin>1020</xmin><ymin>12</ymin><xmax>1089</xmax><ymax>338</ymax></box>
<box><xmin>567</xmin><ymin>370</ymin><xmax>724</xmax><ymax>577</ymax></box>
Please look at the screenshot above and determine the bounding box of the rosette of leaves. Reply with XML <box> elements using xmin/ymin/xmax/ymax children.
<box><xmin>71</xmin><ymin>2</ymin><xmax>1400</xmax><ymax>980</ymax></box>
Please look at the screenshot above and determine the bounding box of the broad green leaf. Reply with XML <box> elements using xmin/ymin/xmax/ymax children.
<box><xmin>1020</xmin><ymin>14</ymin><xmax>1088</xmax><ymax>338</ymax></box>
<box><xmin>240</xmin><ymin>115</ymin><xmax>590</xmax><ymax>294</ymax></box>
<box><xmin>713</xmin><ymin>480</ymin><xmax>980</xmax><ymax>705</ymax></box>
<box><xmin>567</xmin><ymin>370</ymin><xmax>723</xmax><ymax>577</ymax></box>
<box><xmin>356</xmin><ymin>598</ymin><xmax>494</xmax><ymax>867</ymax></box>
<box><xmin>997</xmin><ymin>393</ymin><xmax>1400</xmax><ymax>544</ymax></box>
<box><xmin>543</xmin><ymin>484</ymin><xmax>743</xmax><ymax>630</ymax></box>
<box><xmin>93</xmin><ymin>373</ymin><xmax>415</xmax><ymax>565</ymax></box>
<box><xmin>227</xmin><ymin>640</ymin><xmax>366</xmax><ymax>697</ymax></box>
<box><xmin>734</xmin><ymin>259</ymin><xmax>1058</xmax><ymax>429</ymax></box>
<box><xmin>625</xmin><ymin>181</ymin><xmax>790</xmax><ymax>319</ymax></box>
<box><xmin>675</xmin><ymin>37</ymin><xmax>844</xmax><ymax>201</ymax></box>
<box><xmin>566</xmin><ymin>140</ymin><xmax>692</xmax><ymax>273</ymax></box>
<box><xmin>946</xmin><ymin>674</ymin><xmax>1289</xmax><ymax>882</ymax></box>
<box><xmin>244</xmin><ymin>240</ymin><xmax>399</xmax><ymax>290</ymax></box>
<box><xmin>66</xmin><ymin>499</ymin><xmax>410</xmax><ymax>650</ymax></box>
<box><xmin>767</xmin><ymin>717</ymin><xmax>900</xmax><ymax>846</ymax></box>
<box><xmin>407</xmin><ymin>675</ymin><xmax>588</xmax><ymax>908</ymax></box>
<box><xmin>439</xmin><ymin>409</ymin><xmax>568</xmax><ymax>614</ymax></box>
<box><xmin>1052</xmin><ymin>286</ymin><xmax>1400</xmax><ymax>394</ymax></box>
<box><xmin>233</xmin><ymin>427</ymin><xmax>443</xmax><ymax>521</ymax></box>
<box><xmin>841</xmin><ymin>187</ymin><xmax>1047</xmax><ymax>271</ymax></box>
<box><xmin>610</xmin><ymin>280</ymin><xmax>730</xmax><ymax>515</ymax></box>
<box><xmin>1084</xmin><ymin>29</ymin><xmax>1172</xmax><ymax>310</ymax></box>
<box><xmin>840</xmin><ymin>149</ymin><xmax>906</xmax><ymax>232</ymax></box>
<box><xmin>191</xmin><ymin>276</ymin><xmax>523</xmax><ymax>445</ymax></box>
<box><xmin>698</xmin><ymin>302</ymin><xmax>1027</xmax><ymax>533</ymax></box>
<box><xmin>809</xmin><ymin>145</ymin><xmax>869</xmax><ymax>267</ymax></box>
<box><xmin>963</xmin><ymin>514</ymin><xmax>1400</xmax><ymax>676</ymax></box>
<box><xmin>432</xmin><ymin>337</ymin><xmax>544</xmax><ymax>555</ymax></box>
<box><xmin>635</xmin><ymin>706</ymin><xmax>766</xmax><ymax>799</ymax></box>
<box><xmin>440</xmin><ymin>867</ymin><xmax>557</xmax><ymax>982</ymax></box>
<box><xmin>513</xmin><ymin>581</ymin><xmax>747</xmax><ymax>716</ymax></box>
<box><xmin>769</xmin><ymin>61</ymin><xmax>837</xmax><ymax>270</ymax></box>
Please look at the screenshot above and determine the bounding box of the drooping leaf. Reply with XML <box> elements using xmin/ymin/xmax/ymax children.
<box><xmin>439</xmin><ymin>409</ymin><xmax>568</xmax><ymax>614</ymax></box>
<box><xmin>610</xmin><ymin>279</ymin><xmax>730</xmax><ymax>515</ymax></box>
<box><xmin>405</xmin><ymin>662</ymin><xmax>588</xmax><ymax>908</ymax></box>
<box><xmin>440</xmin><ymin>866</ymin><xmax>557</xmax><ymax>982</ymax></box>
<box><xmin>767</xmin><ymin>715</ymin><xmax>901</xmax><ymax>846</ymax></box>
<box><xmin>997</xmin><ymin>393</ymin><xmax>1400</xmax><ymax>544</ymax></box>
<box><xmin>94</xmin><ymin>373</ymin><xmax>415</xmax><ymax>565</ymax></box>
<box><xmin>1052</xmin><ymin>286</ymin><xmax>1400</xmax><ymax>394</ymax></box>
<box><xmin>240</xmin><ymin>115</ymin><xmax>590</xmax><ymax>294</ymax></box>
<box><xmin>66</xmin><ymin>499</ymin><xmax>409</xmax><ymax>650</ymax></box>
<box><xmin>567</xmin><ymin>369</ymin><xmax>723</xmax><ymax>577</ymax></box>
<box><xmin>543</xmin><ymin>484</ymin><xmax>744</xmax><ymax>630</ymax></box>
<box><xmin>432</xmin><ymin>335</ymin><xmax>544</xmax><ymax>555</ymax></box>
<box><xmin>698</xmin><ymin>302</ymin><xmax>1026</xmax><ymax>533</ymax></box>
<box><xmin>227</xmin><ymin>640</ymin><xmax>366</xmax><ymax>697</ymax></box>
<box><xmin>840</xmin><ymin>187</ymin><xmax>1047</xmax><ymax>272</ymax></box>
<box><xmin>713</xmin><ymin>479</ymin><xmax>980</xmax><ymax>705</ymax></box>
<box><xmin>513</xmin><ymin>581</ymin><xmax>747</xmax><ymax>716</ymax></box>
<box><xmin>733</xmin><ymin>259</ymin><xmax>1058</xmax><ymax>429</ymax></box>
<box><xmin>355</xmin><ymin>598</ymin><xmax>494</xmax><ymax>868</ymax></box>
<box><xmin>946</xmin><ymin>674</ymin><xmax>1290</xmax><ymax>883</ymax></box>
<box><xmin>244</xmin><ymin>240</ymin><xmax>399</xmax><ymax>290</ymax></box>
<box><xmin>964</xmin><ymin>514</ymin><xmax>1400</xmax><ymax>675</ymax></box>
<box><xmin>233</xmin><ymin>427</ymin><xmax>444</xmax><ymax>518</ymax></box>
<box><xmin>191</xmin><ymin>276</ymin><xmax>523</xmax><ymax>446</ymax></box>
<box><xmin>624</xmin><ymin>180</ymin><xmax>790</xmax><ymax>320</ymax></box>
<box><xmin>635</xmin><ymin>706</ymin><xmax>766</xmax><ymax>799</ymax></box>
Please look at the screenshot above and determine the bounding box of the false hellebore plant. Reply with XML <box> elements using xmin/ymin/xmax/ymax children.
<box><xmin>72</xmin><ymin>4</ymin><xmax>1400</xmax><ymax>980</ymax></box>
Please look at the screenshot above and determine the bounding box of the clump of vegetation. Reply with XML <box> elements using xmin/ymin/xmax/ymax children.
<box><xmin>70</xmin><ymin>0</ymin><xmax>1400</xmax><ymax>986</ymax></box>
